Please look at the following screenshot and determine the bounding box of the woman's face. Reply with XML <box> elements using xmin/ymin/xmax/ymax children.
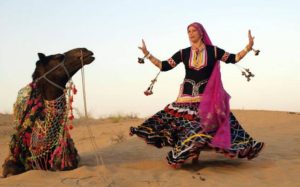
<box><xmin>188</xmin><ymin>26</ymin><xmax>202</xmax><ymax>43</ymax></box>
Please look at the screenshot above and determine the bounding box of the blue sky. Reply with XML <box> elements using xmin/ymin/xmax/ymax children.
<box><xmin>0</xmin><ymin>0</ymin><xmax>299</xmax><ymax>117</ymax></box>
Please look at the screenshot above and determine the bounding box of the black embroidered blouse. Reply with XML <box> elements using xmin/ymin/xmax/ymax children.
<box><xmin>161</xmin><ymin>45</ymin><xmax>236</xmax><ymax>96</ymax></box>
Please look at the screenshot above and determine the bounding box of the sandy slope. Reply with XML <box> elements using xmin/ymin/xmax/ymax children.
<box><xmin>0</xmin><ymin>110</ymin><xmax>299</xmax><ymax>187</ymax></box>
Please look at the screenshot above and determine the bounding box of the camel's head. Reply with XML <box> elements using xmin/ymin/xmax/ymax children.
<box><xmin>63</xmin><ymin>48</ymin><xmax>95</xmax><ymax>75</ymax></box>
<box><xmin>32</xmin><ymin>48</ymin><xmax>95</xmax><ymax>99</ymax></box>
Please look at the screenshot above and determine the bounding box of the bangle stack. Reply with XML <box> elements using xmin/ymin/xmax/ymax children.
<box><xmin>145</xmin><ymin>52</ymin><xmax>151</xmax><ymax>59</ymax></box>
<box><xmin>138</xmin><ymin>52</ymin><xmax>151</xmax><ymax>64</ymax></box>
<box><xmin>243</xmin><ymin>46</ymin><xmax>251</xmax><ymax>53</ymax></box>
<box><xmin>243</xmin><ymin>45</ymin><xmax>260</xmax><ymax>56</ymax></box>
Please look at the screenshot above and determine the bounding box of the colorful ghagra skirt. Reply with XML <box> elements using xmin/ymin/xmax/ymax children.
<box><xmin>130</xmin><ymin>102</ymin><xmax>264</xmax><ymax>166</ymax></box>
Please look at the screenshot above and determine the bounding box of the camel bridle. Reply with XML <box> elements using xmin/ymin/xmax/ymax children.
<box><xmin>34</xmin><ymin>54</ymin><xmax>71</xmax><ymax>90</ymax></box>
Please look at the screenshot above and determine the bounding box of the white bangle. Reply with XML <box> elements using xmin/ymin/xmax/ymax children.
<box><xmin>145</xmin><ymin>53</ymin><xmax>151</xmax><ymax>59</ymax></box>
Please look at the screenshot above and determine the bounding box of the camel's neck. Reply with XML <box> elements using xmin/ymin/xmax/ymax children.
<box><xmin>37</xmin><ymin>82</ymin><xmax>66</xmax><ymax>101</ymax></box>
<box><xmin>44</xmin><ymin>94</ymin><xmax>67</xmax><ymax>119</ymax></box>
<box><xmin>30</xmin><ymin>92</ymin><xmax>67</xmax><ymax>161</ymax></box>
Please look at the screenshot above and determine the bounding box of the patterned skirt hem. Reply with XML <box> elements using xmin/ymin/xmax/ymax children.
<box><xmin>130</xmin><ymin>102</ymin><xmax>264</xmax><ymax>165</ymax></box>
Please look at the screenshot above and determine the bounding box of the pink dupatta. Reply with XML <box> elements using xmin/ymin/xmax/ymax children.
<box><xmin>188</xmin><ymin>22</ymin><xmax>231</xmax><ymax>149</ymax></box>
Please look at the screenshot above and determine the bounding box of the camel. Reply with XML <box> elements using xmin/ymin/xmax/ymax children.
<box><xmin>2</xmin><ymin>48</ymin><xmax>95</xmax><ymax>177</ymax></box>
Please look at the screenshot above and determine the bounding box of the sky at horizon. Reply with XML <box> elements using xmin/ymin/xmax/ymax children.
<box><xmin>0</xmin><ymin>0</ymin><xmax>300</xmax><ymax>117</ymax></box>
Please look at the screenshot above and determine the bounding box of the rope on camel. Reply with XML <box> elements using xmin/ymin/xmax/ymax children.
<box><xmin>80</xmin><ymin>50</ymin><xmax>105</xmax><ymax>167</ymax></box>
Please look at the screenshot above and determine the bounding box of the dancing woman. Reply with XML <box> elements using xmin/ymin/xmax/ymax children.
<box><xmin>130</xmin><ymin>22</ymin><xmax>264</xmax><ymax>167</ymax></box>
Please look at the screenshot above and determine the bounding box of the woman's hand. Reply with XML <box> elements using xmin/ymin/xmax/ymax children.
<box><xmin>138</xmin><ymin>39</ymin><xmax>149</xmax><ymax>56</ymax></box>
<box><xmin>247</xmin><ymin>30</ymin><xmax>255</xmax><ymax>50</ymax></box>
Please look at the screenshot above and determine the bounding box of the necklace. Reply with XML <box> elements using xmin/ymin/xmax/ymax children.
<box><xmin>190</xmin><ymin>44</ymin><xmax>207</xmax><ymax>70</ymax></box>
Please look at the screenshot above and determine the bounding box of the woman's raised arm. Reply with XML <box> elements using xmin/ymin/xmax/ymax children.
<box><xmin>138</xmin><ymin>39</ymin><xmax>162</xmax><ymax>69</ymax></box>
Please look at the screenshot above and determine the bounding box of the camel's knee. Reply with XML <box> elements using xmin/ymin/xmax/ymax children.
<box><xmin>2</xmin><ymin>159</ymin><xmax>25</xmax><ymax>178</ymax></box>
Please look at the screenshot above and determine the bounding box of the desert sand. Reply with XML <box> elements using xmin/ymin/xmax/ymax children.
<box><xmin>0</xmin><ymin>110</ymin><xmax>299</xmax><ymax>187</ymax></box>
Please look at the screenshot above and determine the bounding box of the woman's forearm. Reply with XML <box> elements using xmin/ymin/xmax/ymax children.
<box><xmin>235</xmin><ymin>45</ymin><xmax>252</xmax><ymax>62</ymax></box>
<box><xmin>139</xmin><ymin>40</ymin><xmax>162</xmax><ymax>69</ymax></box>
<box><xmin>147</xmin><ymin>53</ymin><xmax>162</xmax><ymax>70</ymax></box>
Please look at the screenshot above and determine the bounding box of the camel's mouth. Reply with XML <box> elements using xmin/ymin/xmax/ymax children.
<box><xmin>82</xmin><ymin>51</ymin><xmax>95</xmax><ymax>65</ymax></box>
<box><xmin>63</xmin><ymin>48</ymin><xmax>95</xmax><ymax>65</ymax></box>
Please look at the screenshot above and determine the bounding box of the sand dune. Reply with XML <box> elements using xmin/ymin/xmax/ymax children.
<box><xmin>0</xmin><ymin>110</ymin><xmax>299</xmax><ymax>187</ymax></box>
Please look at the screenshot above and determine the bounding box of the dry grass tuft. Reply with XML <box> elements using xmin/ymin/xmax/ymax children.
<box><xmin>110</xmin><ymin>131</ymin><xmax>126</xmax><ymax>144</ymax></box>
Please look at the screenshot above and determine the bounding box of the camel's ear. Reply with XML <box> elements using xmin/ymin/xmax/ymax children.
<box><xmin>38</xmin><ymin>53</ymin><xmax>46</xmax><ymax>60</ymax></box>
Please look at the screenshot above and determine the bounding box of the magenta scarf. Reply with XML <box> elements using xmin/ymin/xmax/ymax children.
<box><xmin>188</xmin><ymin>22</ymin><xmax>231</xmax><ymax>149</ymax></box>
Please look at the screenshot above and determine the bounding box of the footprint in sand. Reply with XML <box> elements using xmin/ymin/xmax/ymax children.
<box><xmin>192</xmin><ymin>172</ymin><xmax>206</xmax><ymax>181</ymax></box>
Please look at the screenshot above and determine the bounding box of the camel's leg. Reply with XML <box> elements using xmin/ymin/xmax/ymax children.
<box><xmin>2</xmin><ymin>157</ymin><xmax>26</xmax><ymax>178</ymax></box>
